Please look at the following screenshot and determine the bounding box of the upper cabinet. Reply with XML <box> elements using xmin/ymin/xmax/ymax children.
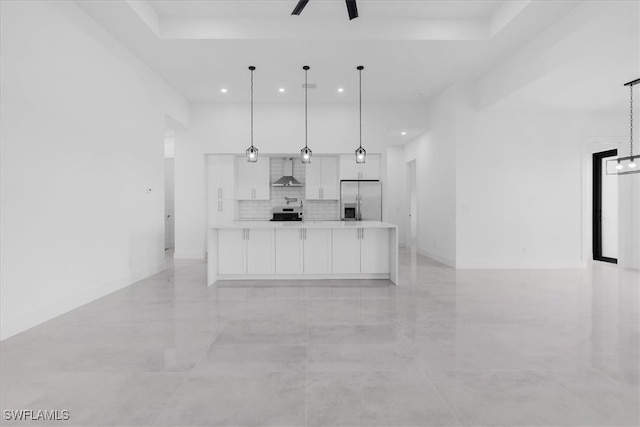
<box><xmin>235</xmin><ymin>157</ymin><xmax>270</xmax><ymax>200</ymax></box>
<box><xmin>305</xmin><ymin>156</ymin><xmax>339</xmax><ymax>200</ymax></box>
<box><xmin>207</xmin><ymin>155</ymin><xmax>235</xmax><ymax>200</ymax></box>
<box><xmin>207</xmin><ymin>155</ymin><xmax>236</xmax><ymax>226</ymax></box>
<box><xmin>339</xmin><ymin>154</ymin><xmax>381</xmax><ymax>180</ymax></box>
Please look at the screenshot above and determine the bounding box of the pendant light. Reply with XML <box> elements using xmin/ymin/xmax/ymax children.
<box><xmin>355</xmin><ymin>65</ymin><xmax>366</xmax><ymax>164</ymax></box>
<box><xmin>609</xmin><ymin>78</ymin><xmax>640</xmax><ymax>175</ymax></box>
<box><xmin>300</xmin><ymin>66</ymin><xmax>312</xmax><ymax>164</ymax></box>
<box><xmin>246</xmin><ymin>66</ymin><xmax>258</xmax><ymax>162</ymax></box>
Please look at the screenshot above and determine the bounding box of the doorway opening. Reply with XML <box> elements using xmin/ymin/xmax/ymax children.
<box><xmin>592</xmin><ymin>149</ymin><xmax>618</xmax><ymax>264</ymax></box>
<box><xmin>164</xmin><ymin>130</ymin><xmax>175</xmax><ymax>252</ymax></box>
<box><xmin>406</xmin><ymin>159</ymin><xmax>417</xmax><ymax>250</ymax></box>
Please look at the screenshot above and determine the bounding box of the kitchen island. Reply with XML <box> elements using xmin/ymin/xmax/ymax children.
<box><xmin>207</xmin><ymin>221</ymin><xmax>398</xmax><ymax>285</ymax></box>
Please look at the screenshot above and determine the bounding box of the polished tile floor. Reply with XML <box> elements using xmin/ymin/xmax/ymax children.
<box><xmin>1</xmin><ymin>249</ymin><xmax>638</xmax><ymax>426</ymax></box>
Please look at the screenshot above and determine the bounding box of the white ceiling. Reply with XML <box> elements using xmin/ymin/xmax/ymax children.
<box><xmin>150</xmin><ymin>0</ymin><xmax>504</xmax><ymax>20</ymax></box>
<box><xmin>75</xmin><ymin>0</ymin><xmax>637</xmax><ymax>110</ymax></box>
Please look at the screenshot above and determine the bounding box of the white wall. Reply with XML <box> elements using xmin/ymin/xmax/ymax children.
<box><xmin>456</xmin><ymin>109</ymin><xmax>626</xmax><ymax>268</ymax></box>
<box><xmin>387</xmin><ymin>85</ymin><xmax>458</xmax><ymax>266</ymax></box>
<box><xmin>385</xmin><ymin>146</ymin><xmax>405</xmax><ymax>247</ymax></box>
<box><xmin>389</xmin><ymin>91</ymin><xmax>635</xmax><ymax>269</ymax></box>
<box><xmin>0</xmin><ymin>0</ymin><xmax>188</xmax><ymax>339</ymax></box>
<box><xmin>175</xmin><ymin>103</ymin><xmax>427</xmax><ymax>258</ymax></box>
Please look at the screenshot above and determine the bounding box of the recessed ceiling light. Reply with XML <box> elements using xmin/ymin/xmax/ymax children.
<box><xmin>401</xmin><ymin>131</ymin><xmax>407</xmax><ymax>135</ymax></box>
<box><xmin>220</xmin><ymin>88</ymin><xmax>227</xmax><ymax>93</ymax></box>
<box><xmin>337</xmin><ymin>88</ymin><xmax>344</xmax><ymax>93</ymax></box>
<box><xmin>279</xmin><ymin>88</ymin><xmax>285</xmax><ymax>93</ymax></box>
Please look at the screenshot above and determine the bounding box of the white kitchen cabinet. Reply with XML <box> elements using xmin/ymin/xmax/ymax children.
<box><xmin>218</xmin><ymin>228</ymin><xmax>274</xmax><ymax>274</ymax></box>
<box><xmin>321</xmin><ymin>157</ymin><xmax>339</xmax><ymax>199</ymax></box>
<box><xmin>303</xmin><ymin>228</ymin><xmax>332</xmax><ymax>274</ymax></box>
<box><xmin>360</xmin><ymin>228</ymin><xmax>390</xmax><ymax>274</ymax></box>
<box><xmin>208</xmin><ymin>155</ymin><xmax>236</xmax><ymax>225</ymax></box>
<box><xmin>207</xmin><ymin>155</ymin><xmax>235</xmax><ymax>200</ymax></box>
<box><xmin>209</xmin><ymin>224</ymin><xmax>397</xmax><ymax>285</ymax></box>
<box><xmin>305</xmin><ymin>161</ymin><xmax>323</xmax><ymax>200</ymax></box>
<box><xmin>218</xmin><ymin>229</ymin><xmax>245</xmax><ymax>274</ymax></box>
<box><xmin>275</xmin><ymin>229</ymin><xmax>304</xmax><ymax>274</ymax></box>
<box><xmin>332</xmin><ymin>228</ymin><xmax>361</xmax><ymax>274</ymax></box>
<box><xmin>246</xmin><ymin>229</ymin><xmax>274</xmax><ymax>274</ymax></box>
<box><xmin>339</xmin><ymin>154</ymin><xmax>381</xmax><ymax>180</ymax></box>
<box><xmin>332</xmin><ymin>227</ymin><xmax>389</xmax><ymax>274</ymax></box>
<box><xmin>235</xmin><ymin>157</ymin><xmax>270</xmax><ymax>200</ymax></box>
<box><xmin>275</xmin><ymin>228</ymin><xmax>331</xmax><ymax>274</ymax></box>
<box><xmin>305</xmin><ymin>157</ymin><xmax>339</xmax><ymax>200</ymax></box>
<box><xmin>208</xmin><ymin>199</ymin><xmax>235</xmax><ymax>226</ymax></box>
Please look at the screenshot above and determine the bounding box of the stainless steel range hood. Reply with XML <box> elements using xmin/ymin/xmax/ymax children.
<box><xmin>272</xmin><ymin>158</ymin><xmax>302</xmax><ymax>187</ymax></box>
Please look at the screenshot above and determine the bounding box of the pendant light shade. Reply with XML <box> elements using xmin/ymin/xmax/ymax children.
<box><xmin>355</xmin><ymin>65</ymin><xmax>366</xmax><ymax>164</ymax></box>
<box><xmin>246</xmin><ymin>146</ymin><xmax>258</xmax><ymax>161</ymax></box>
<box><xmin>301</xmin><ymin>147</ymin><xmax>312</xmax><ymax>163</ymax></box>
<box><xmin>246</xmin><ymin>66</ymin><xmax>258</xmax><ymax>162</ymax></box>
<box><xmin>607</xmin><ymin>78</ymin><xmax>640</xmax><ymax>175</ymax></box>
<box><xmin>301</xmin><ymin>66</ymin><xmax>312</xmax><ymax>164</ymax></box>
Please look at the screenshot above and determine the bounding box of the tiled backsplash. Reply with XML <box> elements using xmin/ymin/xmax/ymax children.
<box><xmin>238</xmin><ymin>157</ymin><xmax>340</xmax><ymax>220</ymax></box>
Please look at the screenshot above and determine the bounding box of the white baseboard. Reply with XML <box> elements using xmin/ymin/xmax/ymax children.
<box><xmin>211</xmin><ymin>273</ymin><xmax>389</xmax><ymax>285</ymax></box>
<box><xmin>0</xmin><ymin>262</ymin><xmax>166</xmax><ymax>341</ymax></box>
<box><xmin>173</xmin><ymin>251</ymin><xmax>205</xmax><ymax>260</ymax></box>
<box><xmin>455</xmin><ymin>259</ymin><xmax>587</xmax><ymax>269</ymax></box>
<box><xmin>417</xmin><ymin>248</ymin><xmax>456</xmax><ymax>267</ymax></box>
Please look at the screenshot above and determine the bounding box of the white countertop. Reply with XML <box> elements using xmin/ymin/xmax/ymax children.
<box><xmin>211</xmin><ymin>220</ymin><xmax>397</xmax><ymax>229</ymax></box>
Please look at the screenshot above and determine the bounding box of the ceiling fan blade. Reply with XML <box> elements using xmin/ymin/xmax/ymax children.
<box><xmin>346</xmin><ymin>0</ymin><xmax>358</xmax><ymax>20</ymax></box>
<box><xmin>291</xmin><ymin>0</ymin><xmax>309</xmax><ymax>15</ymax></box>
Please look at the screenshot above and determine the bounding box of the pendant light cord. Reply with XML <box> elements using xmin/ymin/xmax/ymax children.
<box><xmin>631</xmin><ymin>84</ymin><xmax>634</xmax><ymax>158</ymax></box>
<box><xmin>305</xmin><ymin>67</ymin><xmax>308</xmax><ymax>149</ymax></box>
<box><xmin>250</xmin><ymin>67</ymin><xmax>254</xmax><ymax>148</ymax></box>
<box><xmin>359</xmin><ymin>67</ymin><xmax>362</xmax><ymax>149</ymax></box>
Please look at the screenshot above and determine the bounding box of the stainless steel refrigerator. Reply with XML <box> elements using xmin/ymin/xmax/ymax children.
<box><xmin>340</xmin><ymin>180</ymin><xmax>382</xmax><ymax>221</ymax></box>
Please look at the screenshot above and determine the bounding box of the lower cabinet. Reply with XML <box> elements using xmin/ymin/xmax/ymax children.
<box><xmin>218</xmin><ymin>229</ymin><xmax>245</xmax><ymax>274</ymax></box>
<box><xmin>275</xmin><ymin>228</ymin><xmax>332</xmax><ymax>274</ymax></box>
<box><xmin>275</xmin><ymin>229</ymin><xmax>304</xmax><ymax>274</ymax></box>
<box><xmin>220</xmin><ymin>226</ymin><xmax>388</xmax><ymax>277</ymax></box>
<box><xmin>332</xmin><ymin>228</ymin><xmax>361</xmax><ymax>274</ymax></box>
<box><xmin>246</xmin><ymin>229</ymin><xmax>274</xmax><ymax>274</ymax></box>
<box><xmin>332</xmin><ymin>228</ymin><xmax>390</xmax><ymax>274</ymax></box>
<box><xmin>360</xmin><ymin>228</ymin><xmax>389</xmax><ymax>274</ymax></box>
<box><xmin>218</xmin><ymin>228</ymin><xmax>274</xmax><ymax>275</ymax></box>
<box><xmin>303</xmin><ymin>229</ymin><xmax>332</xmax><ymax>274</ymax></box>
